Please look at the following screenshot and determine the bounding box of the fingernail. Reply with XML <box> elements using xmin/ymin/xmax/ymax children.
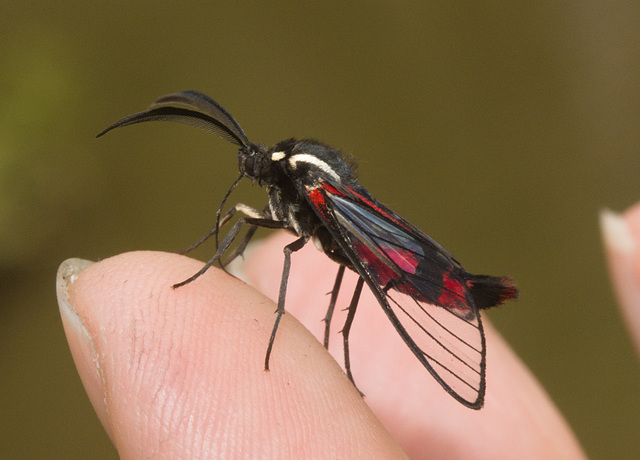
<box><xmin>600</xmin><ymin>209</ymin><xmax>640</xmax><ymax>353</ymax></box>
<box><xmin>600</xmin><ymin>209</ymin><xmax>636</xmax><ymax>255</ymax></box>
<box><xmin>56</xmin><ymin>258</ymin><xmax>113</xmax><ymax>438</ymax></box>
<box><xmin>56</xmin><ymin>258</ymin><xmax>95</xmax><ymax>339</ymax></box>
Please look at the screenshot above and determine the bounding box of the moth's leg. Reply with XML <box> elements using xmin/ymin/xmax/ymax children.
<box><xmin>180</xmin><ymin>203</ymin><xmax>269</xmax><ymax>254</ymax></box>
<box><xmin>342</xmin><ymin>276</ymin><xmax>365</xmax><ymax>394</ymax></box>
<box><xmin>323</xmin><ymin>265</ymin><xmax>346</xmax><ymax>349</ymax></box>
<box><xmin>173</xmin><ymin>214</ymin><xmax>286</xmax><ymax>289</ymax></box>
<box><xmin>264</xmin><ymin>236</ymin><xmax>308</xmax><ymax>370</ymax></box>
<box><xmin>219</xmin><ymin>224</ymin><xmax>259</xmax><ymax>268</ymax></box>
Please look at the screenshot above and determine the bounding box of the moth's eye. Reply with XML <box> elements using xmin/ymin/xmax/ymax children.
<box><xmin>271</xmin><ymin>151</ymin><xmax>286</xmax><ymax>162</ymax></box>
<box><xmin>239</xmin><ymin>154</ymin><xmax>256</xmax><ymax>177</ymax></box>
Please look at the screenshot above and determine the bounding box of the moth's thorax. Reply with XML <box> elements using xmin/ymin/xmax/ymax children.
<box><xmin>238</xmin><ymin>138</ymin><xmax>357</xmax><ymax>190</ymax></box>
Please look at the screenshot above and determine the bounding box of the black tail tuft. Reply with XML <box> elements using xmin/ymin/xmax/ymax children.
<box><xmin>466</xmin><ymin>275</ymin><xmax>518</xmax><ymax>310</ymax></box>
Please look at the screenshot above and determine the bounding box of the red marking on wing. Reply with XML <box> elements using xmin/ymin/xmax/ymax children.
<box><xmin>308</xmin><ymin>187</ymin><xmax>326</xmax><ymax>206</ymax></box>
<box><xmin>307</xmin><ymin>187</ymin><xmax>333</xmax><ymax>222</ymax></box>
<box><xmin>438</xmin><ymin>270</ymin><xmax>473</xmax><ymax>318</ymax></box>
<box><xmin>352</xmin><ymin>240</ymin><xmax>429</xmax><ymax>307</ymax></box>
<box><xmin>353</xmin><ymin>242</ymin><xmax>399</xmax><ymax>286</ymax></box>
<box><xmin>389</xmin><ymin>248</ymin><xmax>419</xmax><ymax>274</ymax></box>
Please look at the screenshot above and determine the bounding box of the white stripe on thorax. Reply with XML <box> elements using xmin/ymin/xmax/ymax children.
<box><xmin>288</xmin><ymin>153</ymin><xmax>340</xmax><ymax>182</ymax></box>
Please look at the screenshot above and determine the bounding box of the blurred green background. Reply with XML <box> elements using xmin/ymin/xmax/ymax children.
<box><xmin>1</xmin><ymin>2</ymin><xmax>639</xmax><ymax>458</ymax></box>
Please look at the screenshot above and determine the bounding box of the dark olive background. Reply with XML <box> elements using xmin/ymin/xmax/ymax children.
<box><xmin>2</xmin><ymin>2</ymin><xmax>639</xmax><ymax>458</ymax></box>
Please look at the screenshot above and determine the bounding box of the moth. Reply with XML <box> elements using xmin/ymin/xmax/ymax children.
<box><xmin>98</xmin><ymin>91</ymin><xmax>518</xmax><ymax>408</ymax></box>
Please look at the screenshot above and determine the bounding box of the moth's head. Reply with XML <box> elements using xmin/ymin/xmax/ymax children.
<box><xmin>237</xmin><ymin>141</ymin><xmax>285</xmax><ymax>186</ymax></box>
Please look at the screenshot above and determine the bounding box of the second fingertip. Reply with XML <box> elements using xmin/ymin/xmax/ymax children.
<box><xmin>600</xmin><ymin>208</ymin><xmax>640</xmax><ymax>354</ymax></box>
<box><xmin>600</xmin><ymin>209</ymin><xmax>636</xmax><ymax>254</ymax></box>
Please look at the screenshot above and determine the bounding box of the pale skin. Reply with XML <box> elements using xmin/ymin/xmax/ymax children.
<box><xmin>57</xmin><ymin>229</ymin><xmax>595</xmax><ymax>459</ymax></box>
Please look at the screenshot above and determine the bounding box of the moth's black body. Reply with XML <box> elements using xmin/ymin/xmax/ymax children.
<box><xmin>98</xmin><ymin>90</ymin><xmax>518</xmax><ymax>409</ymax></box>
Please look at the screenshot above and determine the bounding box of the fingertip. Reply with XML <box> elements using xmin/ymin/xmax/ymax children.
<box><xmin>58</xmin><ymin>250</ymin><xmax>401</xmax><ymax>458</ymax></box>
<box><xmin>601</xmin><ymin>207</ymin><xmax>640</xmax><ymax>354</ymax></box>
<box><xmin>57</xmin><ymin>258</ymin><xmax>112</xmax><ymax>438</ymax></box>
<box><xmin>600</xmin><ymin>209</ymin><xmax>636</xmax><ymax>254</ymax></box>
